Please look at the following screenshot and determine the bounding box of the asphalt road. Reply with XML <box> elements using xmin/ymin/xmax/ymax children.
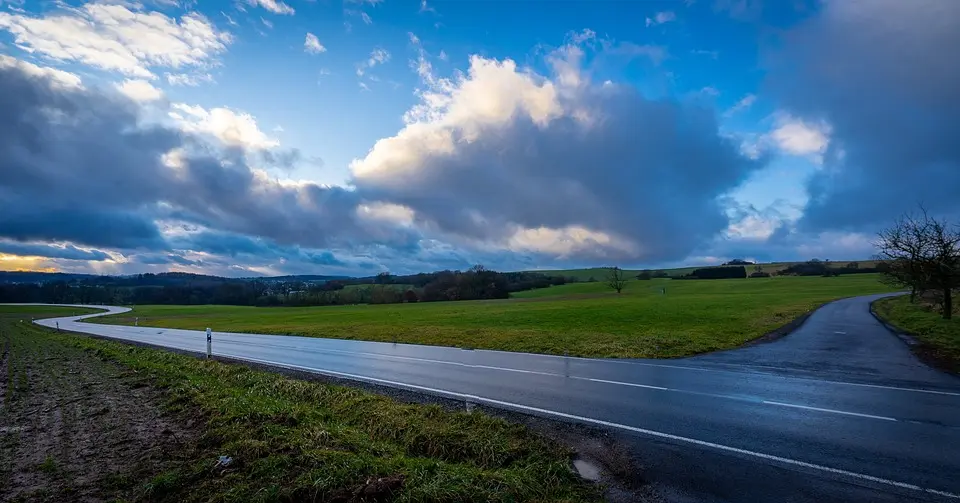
<box><xmin>22</xmin><ymin>294</ymin><xmax>960</xmax><ymax>503</ymax></box>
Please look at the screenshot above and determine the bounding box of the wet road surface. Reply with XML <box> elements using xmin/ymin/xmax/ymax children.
<box><xmin>19</xmin><ymin>294</ymin><xmax>960</xmax><ymax>502</ymax></box>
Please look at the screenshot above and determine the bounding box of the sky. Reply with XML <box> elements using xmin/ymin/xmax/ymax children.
<box><xmin>0</xmin><ymin>0</ymin><xmax>958</xmax><ymax>277</ymax></box>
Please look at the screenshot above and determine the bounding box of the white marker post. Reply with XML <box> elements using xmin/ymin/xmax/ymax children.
<box><xmin>135</xmin><ymin>317</ymin><xmax>139</xmax><ymax>327</ymax></box>
<box><xmin>206</xmin><ymin>328</ymin><xmax>212</xmax><ymax>359</ymax></box>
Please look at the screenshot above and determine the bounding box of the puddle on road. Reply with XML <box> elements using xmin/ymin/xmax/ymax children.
<box><xmin>573</xmin><ymin>458</ymin><xmax>603</xmax><ymax>482</ymax></box>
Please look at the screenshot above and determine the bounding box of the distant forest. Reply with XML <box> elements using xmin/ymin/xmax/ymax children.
<box><xmin>0</xmin><ymin>267</ymin><xmax>575</xmax><ymax>307</ymax></box>
<box><xmin>0</xmin><ymin>258</ymin><xmax>886</xmax><ymax>307</ymax></box>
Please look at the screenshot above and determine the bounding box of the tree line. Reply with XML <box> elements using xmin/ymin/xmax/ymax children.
<box><xmin>0</xmin><ymin>267</ymin><xmax>575</xmax><ymax>307</ymax></box>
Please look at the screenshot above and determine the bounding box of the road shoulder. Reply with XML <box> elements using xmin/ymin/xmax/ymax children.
<box><xmin>871</xmin><ymin>296</ymin><xmax>960</xmax><ymax>375</ymax></box>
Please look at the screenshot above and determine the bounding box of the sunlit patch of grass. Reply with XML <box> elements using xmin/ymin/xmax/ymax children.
<box><xmin>94</xmin><ymin>274</ymin><xmax>896</xmax><ymax>358</ymax></box>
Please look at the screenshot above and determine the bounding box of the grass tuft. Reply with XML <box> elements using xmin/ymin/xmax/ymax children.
<box><xmin>37</xmin><ymin>456</ymin><xmax>58</xmax><ymax>474</ymax></box>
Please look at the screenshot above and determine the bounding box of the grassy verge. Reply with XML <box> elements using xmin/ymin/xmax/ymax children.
<box><xmin>2</xmin><ymin>306</ymin><xmax>598</xmax><ymax>502</ymax></box>
<box><xmin>872</xmin><ymin>296</ymin><xmax>960</xmax><ymax>374</ymax></box>
<box><xmin>93</xmin><ymin>274</ymin><xmax>896</xmax><ymax>358</ymax></box>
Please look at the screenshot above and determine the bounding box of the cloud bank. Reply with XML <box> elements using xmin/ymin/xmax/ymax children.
<box><xmin>771</xmin><ymin>0</ymin><xmax>960</xmax><ymax>233</ymax></box>
<box><xmin>0</xmin><ymin>28</ymin><xmax>767</xmax><ymax>274</ymax></box>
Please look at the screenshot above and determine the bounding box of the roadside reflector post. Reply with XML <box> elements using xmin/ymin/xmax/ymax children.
<box><xmin>206</xmin><ymin>328</ymin><xmax>212</xmax><ymax>359</ymax></box>
<box><xmin>135</xmin><ymin>317</ymin><xmax>139</xmax><ymax>327</ymax></box>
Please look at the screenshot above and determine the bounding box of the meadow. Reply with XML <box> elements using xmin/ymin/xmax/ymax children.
<box><xmin>94</xmin><ymin>274</ymin><xmax>896</xmax><ymax>358</ymax></box>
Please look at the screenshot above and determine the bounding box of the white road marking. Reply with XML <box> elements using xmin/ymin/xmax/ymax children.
<box><xmin>570</xmin><ymin>376</ymin><xmax>670</xmax><ymax>390</ymax></box>
<box><xmin>222</xmin><ymin>354</ymin><xmax>960</xmax><ymax>501</ymax></box>
<box><xmin>207</xmin><ymin>334</ymin><xmax>960</xmax><ymax>397</ymax></box>
<box><xmin>763</xmin><ymin>401</ymin><xmax>898</xmax><ymax>422</ymax></box>
<box><xmin>813</xmin><ymin>378</ymin><xmax>960</xmax><ymax>397</ymax></box>
<box><xmin>56</xmin><ymin>318</ymin><xmax>913</xmax><ymax>423</ymax></box>
<box><xmin>42</xmin><ymin>313</ymin><xmax>960</xmax><ymax>406</ymax></box>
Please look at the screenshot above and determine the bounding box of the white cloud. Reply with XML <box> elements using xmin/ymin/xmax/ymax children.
<box><xmin>260</xmin><ymin>17</ymin><xmax>273</xmax><ymax>29</ymax></box>
<box><xmin>246</xmin><ymin>0</ymin><xmax>294</xmax><ymax>15</ymax></box>
<box><xmin>360</xmin><ymin>11</ymin><xmax>372</xmax><ymax>24</ymax></box>
<box><xmin>506</xmin><ymin>225</ymin><xmax>639</xmax><ymax>258</ymax></box>
<box><xmin>170</xmin><ymin>103</ymin><xmax>280</xmax><ymax>150</ymax></box>
<box><xmin>645</xmin><ymin>11</ymin><xmax>676</xmax><ymax>27</ymax></box>
<box><xmin>725</xmin><ymin>213</ymin><xmax>780</xmax><ymax>240</ymax></box>
<box><xmin>348</xmin><ymin>35</ymin><xmax>761</xmax><ymax>262</ymax></box>
<box><xmin>368</xmin><ymin>48</ymin><xmax>390</xmax><ymax>65</ymax></box>
<box><xmin>769</xmin><ymin>114</ymin><xmax>831</xmax><ymax>158</ymax></box>
<box><xmin>304</xmin><ymin>32</ymin><xmax>325</xmax><ymax>54</ymax></box>
<box><xmin>221</xmin><ymin>11</ymin><xmax>238</xmax><ymax>26</ymax></box>
<box><xmin>724</xmin><ymin>93</ymin><xmax>756</xmax><ymax>116</ymax></box>
<box><xmin>794</xmin><ymin>232</ymin><xmax>875</xmax><ymax>259</ymax></box>
<box><xmin>691</xmin><ymin>49</ymin><xmax>719</xmax><ymax>59</ymax></box>
<box><xmin>166</xmin><ymin>72</ymin><xmax>213</xmax><ymax>86</ymax></box>
<box><xmin>0</xmin><ymin>54</ymin><xmax>82</xmax><ymax>89</ymax></box>
<box><xmin>611</xmin><ymin>42</ymin><xmax>668</xmax><ymax>65</ymax></box>
<box><xmin>736</xmin><ymin>133</ymin><xmax>763</xmax><ymax>160</ymax></box>
<box><xmin>356</xmin><ymin>47</ymin><xmax>390</xmax><ymax>80</ymax></box>
<box><xmin>0</xmin><ymin>3</ymin><xmax>232</xmax><ymax>80</ymax></box>
<box><xmin>115</xmin><ymin>78</ymin><xmax>163</xmax><ymax>101</ymax></box>
<box><xmin>419</xmin><ymin>0</ymin><xmax>436</xmax><ymax>14</ymax></box>
<box><xmin>357</xmin><ymin>202</ymin><xmax>416</xmax><ymax>227</ymax></box>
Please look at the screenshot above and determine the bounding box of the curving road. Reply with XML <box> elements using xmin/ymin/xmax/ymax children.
<box><xmin>21</xmin><ymin>294</ymin><xmax>960</xmax><ymax>502</ymax></box>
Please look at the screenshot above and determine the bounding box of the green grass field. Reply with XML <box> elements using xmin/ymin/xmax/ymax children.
<box><xmin>3</xmin><ymin>306</ymin><xmax>598</xmax><ymax>502</ymax></box>
<box><xmin>873</xmin><ymin>296</ymin><xmax>960</xmax><ymax>373</ymax></box>
<box><xmin>94</xmin><ymin>274</ymin><xmax>896</xmax><ymax>358</ymax></box>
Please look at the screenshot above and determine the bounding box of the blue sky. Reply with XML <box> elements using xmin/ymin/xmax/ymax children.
<box><xmin>0</xmin><ymin>0</ymin><xmax>957</xmax><ymax>276</ymax></box>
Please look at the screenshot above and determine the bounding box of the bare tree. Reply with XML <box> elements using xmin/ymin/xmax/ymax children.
<box><xmin>876</xmin><ymin>206</ymin><xmax>960</xmax><ymax>318</ymax></box>
<box><xmin>926</xmin><ymin>214</ymin><xmax>960</xmax><ymax>319</ymax></box>
<box><xmin>876</xmin><ymin>211</ymin><xmax>933</xmax><ymax>303</ymax></box>
<box><xmin>607</xmin><ymin>266</ymin><xmax>627</xmax><ymax>294</ymax></box>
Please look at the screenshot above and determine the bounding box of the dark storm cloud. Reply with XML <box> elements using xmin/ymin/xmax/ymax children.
<box><xmin>771</xmin><ymin>0</ymin><xmax>960</xmax><ymax>231</ymax></box>
<box><xmin>135</xmin><ymin>253</ymin><xmax>201</xmax><ymax>266</ymax></box>
<box><xmin>0</xmin><ymin>241</ymin><xmax>111</xmax><ymax>261</ymax></box>
<box><xmin>172</xmin><ymin>232</ymin><xmax>283</xmax><ymax>258</ymax></box>
<box><xmin>355</xmin><ymin>85</ymin><xmax>763</xmax><ymax>263</ymax></box>
<box><xmin>168</xmin><ymin>231</ymin><xmax>347</xmax><ymax>267</ymax></box>
<box><xmin>0</xmin><ymin>201</ymin><xmax>166</xmax><ymax>249</ymax></box>
<box><xmin>0</xmin><ymin>62</ymin><xmax>405</xmax><ymax>255</ymax></box>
